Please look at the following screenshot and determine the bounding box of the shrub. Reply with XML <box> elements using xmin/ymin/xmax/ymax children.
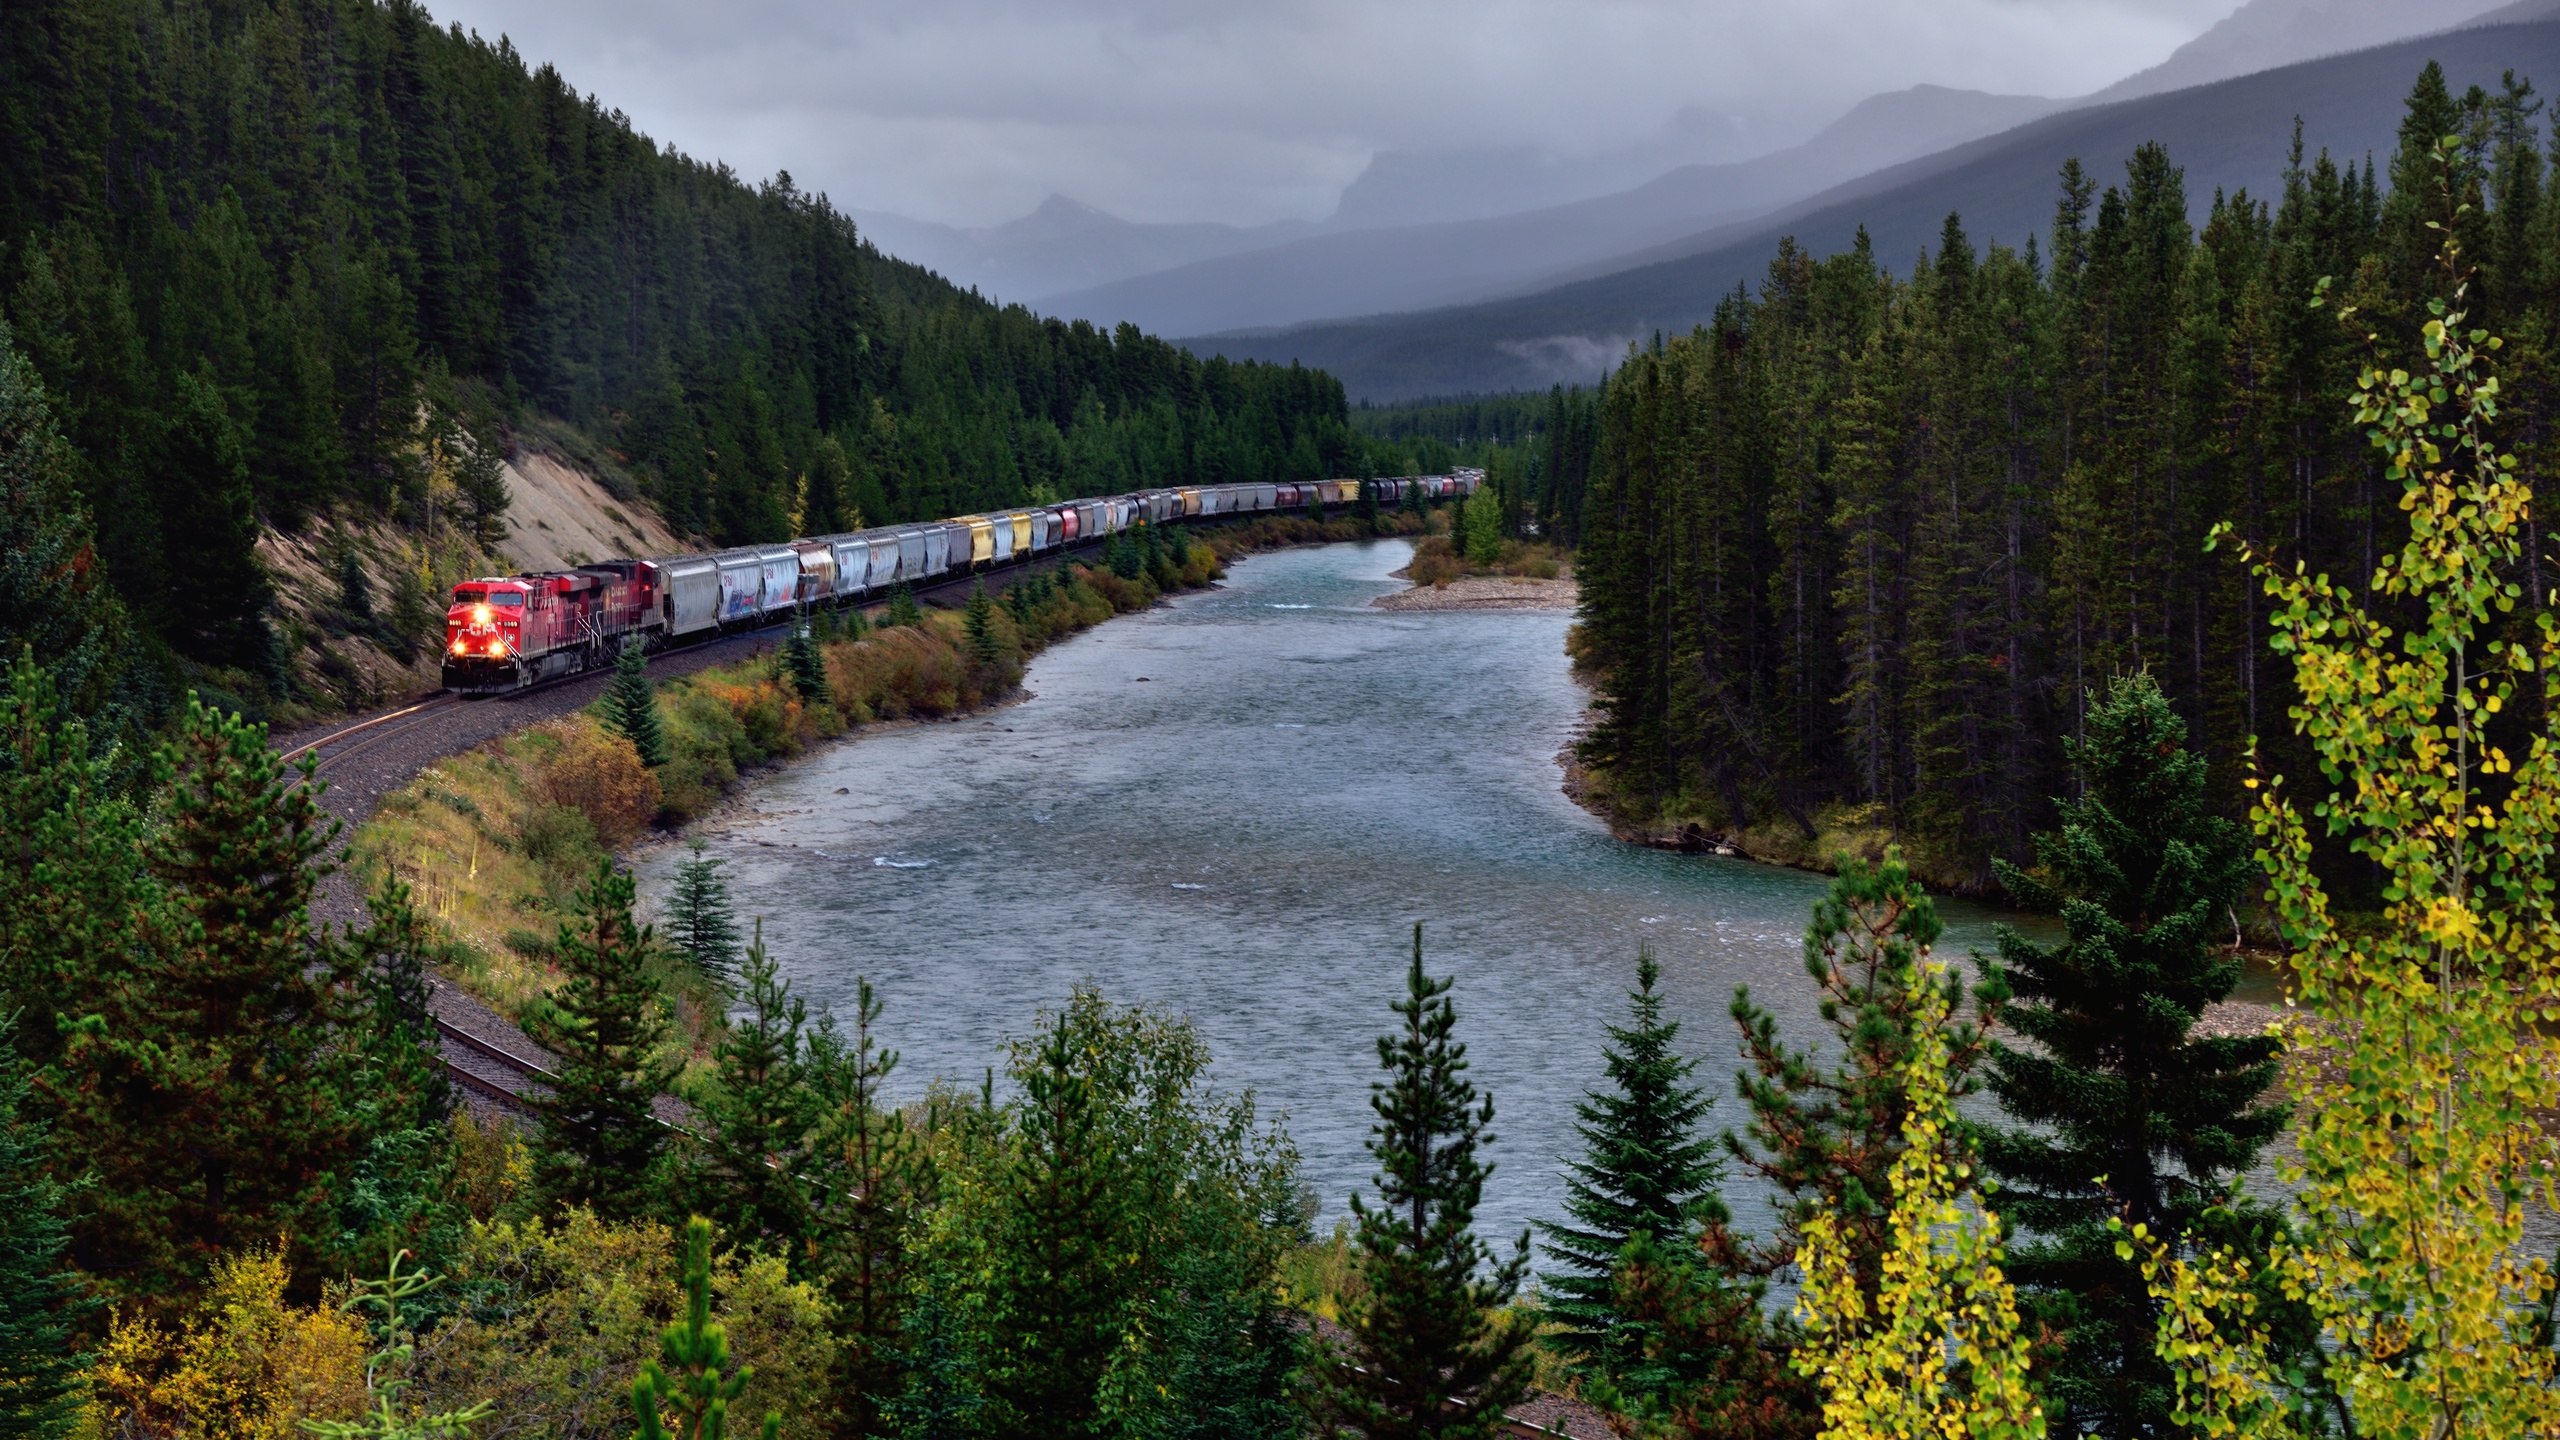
<box><xmin>85</xmin><ymin>1248</ymin><xmax>370</xmax><ymax>1440</ymax></box>
<box><xmin>513</xmin><ymin>803</ymin><xmax>600</xmax><ymax>872</ymax></box>
<box><xmin>399</xmin><ymin>1211</ymin><xmax>836</xmax><ymax>1440</ymax></box>
<box><xmin>538</xmin><ymin>721</ymin><xmax>661</xmax><ymax>848</ymax></box>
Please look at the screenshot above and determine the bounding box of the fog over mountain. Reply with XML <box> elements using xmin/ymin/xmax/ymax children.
<box><xmin>1194</xmin><ymin>15</ymin><xmax>2560</xmax><ymax>399</ymax></box>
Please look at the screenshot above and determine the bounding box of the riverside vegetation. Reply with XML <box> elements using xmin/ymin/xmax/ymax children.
<box><xmin>1569</xmin><ymin>64</ymin><xmax>2560</xmax><ymax>895</ymax></box>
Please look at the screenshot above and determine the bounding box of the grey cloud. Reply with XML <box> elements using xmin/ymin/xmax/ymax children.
<box><xmin>427</xmin><ymin>0</ymin><xmax>2235</xmax><ymax>225</ymax></box>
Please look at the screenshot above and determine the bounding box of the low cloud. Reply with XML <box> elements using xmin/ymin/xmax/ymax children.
<box><xmin>427</xmin><ymin>0</ymin><xmax>2238</xmax><ymax>226</ymax></box>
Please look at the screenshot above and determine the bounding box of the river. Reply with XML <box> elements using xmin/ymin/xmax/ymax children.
<box><xmin>637</xmin><ymin>538</ymin><xmax>2041</xmax><ymax>1250</ymax></box>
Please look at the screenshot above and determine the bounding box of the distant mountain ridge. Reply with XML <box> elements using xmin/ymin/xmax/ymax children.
<box><xmin>1032</xmin><ymin>86</ymin><xmax>2061</xmax><ymax>338</ymax></box>
<box><xmin>1187</xmin><ymin>18</ymin><xmax>2560</xmax><ymax>399</ymax></box>
<box><xmin>2091</xmin><ymin>0</ymin><xmax>2513</xmax><ymax>100</ymax></box>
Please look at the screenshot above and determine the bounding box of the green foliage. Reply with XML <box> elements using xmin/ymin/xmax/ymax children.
<box><xmin>962</xmin><ymin>579</ymin><xmax>1000</xmax><ymax>668</ymax></box>
<box><xmin>0</xmin><ymin>322</ymin><xmax>136</xmax><ymax>728</ymax></box>
<box><xmin>1460</xmin><ymin>489</ymin><xmax>1504</xmax><ymax>565</ymax></box>
<box><xmin>898</xmin><ymin>988</ymin><xmax>1303</xmax><ymax>1440</ymax></box>
<box><xmin>1570</xmin><ymin>71</ymin><xmax>2507</xmax><ymax>876</ymax></box>
<box><xmin>631</xmin><ymin>1217</ymin><xmax>781</xmax><ymax>1440</ymax></box>
<box><xmin>604</xmin><ymin>638</ymin><xmax>670</xmax><ymax>771</ymax></box>
<box><xmin>1314</xmin><ymin>925</ymin><xmax>1536</xmax><ymax>1440</ymax></box>
<box><xmin>46</xmin><ymin>694</ymin><xmax>370</xmax><ymax>1302</ymax></box>
<box><xmin>525</xmin><ymin>861</ymin><xmax>680</xmax><ymax>1222</ymax></box>
<box><xmin>1978</xmin><ymin>672</ymin><xmax>2286</xmax><ymax>1435</ymax></box>
<box><xmin>0</xmin><ymin>1015</ymin><xmax>83</xmax><ymax>1440</ymax></box>
<box><xmin>2140</xmin><ymin>139</ymin><xmax>2560</xmax><ymax>1437</ymax></box>
<box><xmin>884</xmin><ymin>587</ymin><xmax>924</xmax><ymax>629</ymax></box>
<box><xmin>1790</xmin><ymin>956</ymin><xmax>2044</xmax><ymax>1440</ymax></box>
<box><xmin>688</xmin><ymin>925</ymin><xmax>816</xmax><ymax>1252</ymax></box>
<box><xmin>1535</xmin><ymin>948</ymin><xmax>1726</xmax><ymax>1396</ymax></box>
<box><xmin>665</xmin><ymin>843</ymin><xmax>742</xmax><ymax>989</ymax></box>
<box><xmin>298</xmin><ymin>1245</ymin><xmax>493</xmax><ymax>1440</ymax></box>
<box><xmin>802</xmin><ymin>977</ymin><xmax>926</xmax><ymax>1438</ymax></box>
<box><xmin>1726</xmin><ymin>850</ymin><xmax>1998</xmax><ymax>1292</ymax></box>
<box><xmin>782</xmin><ymin>624</ymin><xmax>830</xmax><ymax>709</ymax></box>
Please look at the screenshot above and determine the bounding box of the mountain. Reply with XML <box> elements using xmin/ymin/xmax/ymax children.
<box><xmin>1038</xmin><ymin>86</ymin><xmax>2060</xmax><ymax>338</ymax></box>
<box><xmin>848</xmin><ymin>196</ymin><xmax>1313</xmax><ymax>306</ymax></box>
<box><xmin>2092</xmin><ymin>0</ymin><xmax>2514</xmax><ymax>100</ymax></box>
<box><xmin>1187</xmin><ymin>18</ymin><xmax>2560</xmax><ymax>400</ymax></box>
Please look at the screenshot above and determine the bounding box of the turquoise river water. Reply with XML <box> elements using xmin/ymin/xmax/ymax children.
<box><xmin>634</xmin><ymin>538</ymin><xmax>2047</xmax><ymax>1249</ymax></box>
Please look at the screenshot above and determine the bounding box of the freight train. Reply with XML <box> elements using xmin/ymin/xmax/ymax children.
<box><xmin>441</xmin><ymin>471</ymin><xmax>1483</xmax><ymax>693</ymax></box>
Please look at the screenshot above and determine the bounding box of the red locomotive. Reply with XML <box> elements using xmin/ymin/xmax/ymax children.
<box><xmin>442</xmin><ymin>563</ymin><xmax>663</xmax><ymax>693</ymax></box>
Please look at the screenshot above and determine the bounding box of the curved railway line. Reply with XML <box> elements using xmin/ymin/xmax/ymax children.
<box><xmin>282</xmin><ymin>498</ymin><xmax>1472</xmax><ymax>1116</ymax></box>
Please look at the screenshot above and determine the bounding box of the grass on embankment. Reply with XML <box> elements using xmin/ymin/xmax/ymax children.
<box><xmin>349</xmin><ymin>514</ymin><xmax>1428</xmax><ymax>1049</ymax></box>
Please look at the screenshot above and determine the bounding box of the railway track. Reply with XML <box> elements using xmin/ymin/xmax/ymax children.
<box><xmin>432</xmin><ymin>1015</ymin><xmax>551</xmax><ymax>1117</ymax></box>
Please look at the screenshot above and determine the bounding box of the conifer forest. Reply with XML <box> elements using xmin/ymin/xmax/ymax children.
<box><xmin>1574</xmin><ymin>65</ymin><xmax>2560</xmax><ymax>887</ymax></box>
<box><xmin>4</xmin><ymin>0</ymin><xmax>2560</xmax><ymax>1432</ymax></box>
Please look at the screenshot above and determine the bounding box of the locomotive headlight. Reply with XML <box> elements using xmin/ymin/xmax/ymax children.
<box><xmin>473</xmin><ymin>603</ymin><xmax>492</xmax><ymax>624</ymax></box>
<box><xmin>450</xmin><ymin>638</ymin><xmax>466</xmax><ymax>655</ymax></box>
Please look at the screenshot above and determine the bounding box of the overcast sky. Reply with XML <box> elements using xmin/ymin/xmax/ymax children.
<box><xmin>423</xmin><ymin>0</ymin><xmax>2245</xmax><ymax>228</ymax></box>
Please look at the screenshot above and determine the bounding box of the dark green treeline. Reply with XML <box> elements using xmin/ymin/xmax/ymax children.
<box><xmin>1576</xmin><ymin>64</ymin><xmax>2550</xmax><ymax>885</ymax></box>
<box><xmin>0</xmin><ymin>0</ymin><xmax>1363</xmax><ymax>671</ymax></box>
<box><xmin>1352</xmin><ymin>388</ymin><xmax>1600</xmax><ymax>543</ymax></box>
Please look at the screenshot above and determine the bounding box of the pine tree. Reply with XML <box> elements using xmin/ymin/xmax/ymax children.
<box><xmin>45</xmin><ymin>695</ymin><xmax>369</xmax><ymax>1301</ymax></box>
<box><xmin>526</xmin><ymin>860</ymin><xmax>680</xmax><ymax>1221</ymax></box>
<box><xmin>665</xmin><ymin>842</ymin><xmax>742</xmax><ymax>989</ymax></box>
<box><xmin>962</xmin><ymin>578</ymin><xmax>999</xmax><ymax>667</ymax></box>
<box><xmin>603</xmin><ymin>637</ymin><xmax>669</xmax><ymax>769</ymax></box>
<box><xmin>886</xmin><ymin>586</ymin><xmax>924</xmax><ymax>628</ymax></box>
<box><xmin>806</xmin><ymin>977</ymin><xmax>926</xmax><ymax>1438</ymax></box>
<box><xmin>1317</xmin><ymin>924</ymin><xmax>1537</xmax><ymax>1440</ymax></box>
<box><xmin>1725</xmin><ymin>850</ymin><xmax>2001</xmax><ymax>1291</ymax></box>
<box><xmin>353</xmin><ymin>873</ymin><xmax>453</xmax><ymax>1135</ymax></box>
<box><xmin>1535</xmin><ymin>948</ymin><xmax>1725</xmax><ymax>1393</ymax></box>
<box><xmin>690</xmin><ymin>923</ymin><xmax>815</xmax><ymax>1252</ymax></box>
<box><xmin>783</xmin><ymin>618</ymin><xmax>830</xmax><ymax>708</ymax></box>
<box><xmin>0</xmin><ymin>1016</ymin><xmax>84</xmax><ymax>1440</ymax></box>
<box><xmin>1979</xmin><ymin>673</ymin><xmax>2284</xmax><ymax>1437</ymax></box>
<box><xmin>631</xmin><ymin>1216</ymin><xmax>781</xmax><ymax>1440</ymax></box>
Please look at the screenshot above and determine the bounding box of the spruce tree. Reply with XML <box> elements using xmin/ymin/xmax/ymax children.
<box><xmin>1978</xmin><ymin>673</ymin><xmax>2284</xmax><ymax>1437</ymax></box>
<box><xmin>526</xmin><ymin>860</ymin><xmax>680</xmax><ymax>1221</ymax></box>
<box><xmin>783</xmin><ymin>618</ymin><xmax>830</xmax><ymax>708</ymax></box>
<box><xmin>603</xmin><ymin>636</ymin><xmax>669</xmax><ymax>769</ymax></box>
<box><xmin>962</xmin><ymin>578</ymin><xmax>999</xmax><ymax>667</ymax></box>
<box><xmin>1535</xmin><ymin>948</ymin><xmax>1724</xmax><ymax>1392</ymax></box>
<box><xmin>0</xmin><ymin>1016</ymin><xmax>84</xmax><ymax>1440</ymax></box>
<box><xmin>666</xmin><ymin>842</ymin><xmax>742</xmax><ymax>989</ymax></box>
<box><xmin>1318</xmin><ymin>924</ymin><xmax>1537</xmax><ymax>1439</ymax></box>
<box><xmin>690</xmin><ymin>923</ymin><xmax>815</xmax><ymax>1252</ymax></box>
<box><xmin>887</xmin><ymin>586</ymin><xmax>923</xmax><ymax>628</ymax></box>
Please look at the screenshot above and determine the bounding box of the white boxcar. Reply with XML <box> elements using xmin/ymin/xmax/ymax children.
<box><xmin>715</xmin><ymin>549</ymin><xmax>765</xmax><ymax>623</ymax></box>
<box><xmin>663</xmin><ymin>554</ymin><xmax>721</xmax><ymax>637</ymax></box>
<box><xmin>756</xmin><ymin>546</ymin><xmax>801</xmax><ymax>617</ymax></box>
<box><xmin>896</xmin><ymin>528</ymin><xmax>927</xmax><ymax>580</ymax></box>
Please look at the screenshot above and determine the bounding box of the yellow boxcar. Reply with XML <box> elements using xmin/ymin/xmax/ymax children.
<box><xmin>1009</xmin><ymin>512</ymin><xmax>1033</xmax><ymax>554</ymax></box>
<box><xmin>1177</xmin><ymin>488</ymin><xmax>1201</xmax><ymax>516</ymax></box>
<box><xmin>962</xmin><ymin>516</ymin><xmax>994</xmax><ymax>565</ymax></box>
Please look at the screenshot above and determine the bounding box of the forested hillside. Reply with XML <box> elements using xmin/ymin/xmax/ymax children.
<box><xmin>1575</xmin><ymin>63</ymin><xmax>2547</xmax><ymax>888</ymax></box>
<box><xmin>0</xmin><ymin>0</ymin><xmax>1361</xmax><ymax>689</ymax></box>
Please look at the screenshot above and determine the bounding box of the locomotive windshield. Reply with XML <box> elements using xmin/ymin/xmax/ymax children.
<box><xmin>488</xmin><ymin>592</ymin><xmax>523</xmax><ymax>606</ymax></box>
<box><xmin>453</xmin><ymin>586</ymin><xmax>485</xmax><ymax>602</ymax></box>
